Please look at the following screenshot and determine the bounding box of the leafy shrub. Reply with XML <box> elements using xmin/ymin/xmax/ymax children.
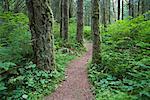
<box><xmin>84</xmin><ymin>26</ymin><xmax>91</xmax><ymax>40</ymax></box>
<box><xmin>54</xmin><ymin>20</ymin><xmax>86</xmax><ymax>55</ymax></box>
<box><xmin>0</xmin><ymin>13</ymin><xmax>81</xmax><ymax>99</ymax></box>
<box><xmin>0</xmin><ymin>13</ymin><xmax>32</xmax><ymax>62</ymax></box>
<box><xmin>0</xmin><ymin>52</ymin><xmax>75</xmax><ymax>100</ymax></box>
<box><xmin>89</xmin><ymin>13</ymin><xmax>150</xmax><ymax>100</ymax></box>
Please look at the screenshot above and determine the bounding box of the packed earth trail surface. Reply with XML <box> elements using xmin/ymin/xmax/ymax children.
<box><xmin>45</xmin><ymin>43</ymin><xmax>94</xmax><ymax>100</ymax></box>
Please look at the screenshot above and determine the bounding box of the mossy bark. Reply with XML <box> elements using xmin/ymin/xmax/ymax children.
<box><xmin>26</xmin><ymin>0</ymin><xmax>55</xmax><ymax>70</ymax></box>
<box><xmin>91</xmin><ymin>0</ymin><xmax>102</xmax><ymax>65</ymax></box>
<box><xmin>76</xmin><ymin>0</ymin><xmax>83</xmax><ymax>44</ymax></box>
<box><xmin>62</xmin><ymin>0</ymin><xmax>69</xmax><ymax>41</ymax></box>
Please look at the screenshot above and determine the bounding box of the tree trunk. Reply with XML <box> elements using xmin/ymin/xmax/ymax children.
<box><xmin>69</xmin><ymin>0</ymin><xmax>74</xmax><ymax>18</ymax></box>
<box><xmin>129</xmin><ymin>0</ymin><xmax>132</xmax><ymax>16</ymax></box>
<box><xmin>141</xmin><ymin>0</ymin><xmax>150</xmax><ymax>14</ymax></box>
<box><xmin>122</xmin><ymin>0</ymin><xmax>124</xmax><ymax>20</ymax></box>
<box><xmin>51</xmin><ymin>0</ymin><xmax>61</xmax><ymax>22</ymax></box>
<box><xmin>3</xmin><ymin>0</ymin><xmax>9</xmax><ymax>12</ymax></box>
<box><xmin>108</xmin><ymin>0</ymin><xmax>111</xmax><ymax>23</ymax></box>
<box><xmin>102</xmin><ymin>0</ymin><xmax>106</xmax><ymax>27</ymax></box>
<box><xmin>60</xmin><ymin>0</ymin><xmax>63</xmax><ymax>38</ymax></box>
<box><xmin>62</xmin><ymin>0</ymin><xmax>69</xmax><ymax>41</ymax></box>
<box><xmin>113</xmin><ymin>0</ymin><xmax>117</xmax><ymax>21</ymax></box>
<box><xmin>91</xmin><ymin>0</ymin><xmax>102</xmax><ymax>65</ymax></box>
<box><xmin>118</xmin><ymin>0</ymin><xmax>120</xmax><ymax>20</ymax></box>
<box><xmin>131</xmin><ymin>0</ymin><xmax>134</xmax><ymax>17</ymax></box>
<box><xmin>76</xmin><ymin>0</ymin><xmax>83</xmax><ymax>44</ymax></box>
<box><xmin>138</xmin><ymin>0</ymin><xmax>140</xmax><ymax>15</ymax></box>
<box><xmin>26</xmin><ymin>0</ymin><xmax>55</xmax><ymax>70</ymax></box>
<box><xmin>141</xmin><ymin>0</ymin><xmax>145</xmax><ymax>14</ymax></box>
<box><xmin>129</xmin><ymin>0</ymin><xmax>134</xmax><ymax>17</ymax></box>
<box><xmin>104</xmin><ymin>0</ymin><xmax>111</xmax><ymax>24</ymax></box>
<box><xmin>84</xmin><ymin>1</ymin><xmax>91</xmax><ymax>26</ymax></box>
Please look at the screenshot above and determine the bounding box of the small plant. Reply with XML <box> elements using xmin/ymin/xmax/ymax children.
<box><xmin>0</xmin><ymin>13</ymin><xmax>83</xmax><ymax>99</ymax></box>
<box><xmin>88</xmin><ymin>13</ymin><xmax>150</xmax><ymax>100</ymax></box>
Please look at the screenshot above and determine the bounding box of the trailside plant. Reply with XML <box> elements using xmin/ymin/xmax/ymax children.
<box><xmin>88</xmin><ymin>13</ymin><xmax>150</xmax><ymax>100</ymax></box>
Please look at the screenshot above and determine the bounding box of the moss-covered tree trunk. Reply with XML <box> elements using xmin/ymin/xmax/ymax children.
<box><xmin>26</xmin><ymin>0</ymin><xmax>55</xmax><ymax>70</ymax></box>
<box><xmin>91</xmin><ymin>0</ymin><xmax>102</xmax><ymax>65</ymax></box>
<box><xmin>62</xmin><ymin>0</ymin><xmax>69</xmax><ymax>41</ymax></box>
<box><xmin>76</xmin><ymin>0</ymin><xmax>83</xmax><ymax>44</ymax></box>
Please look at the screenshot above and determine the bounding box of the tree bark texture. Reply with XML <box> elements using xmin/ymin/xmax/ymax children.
<box><xmin>26</xmin><ymin>0</ymin><xmax>55</xmax><ymax>70</ymax></box>
<box><xmin>91</xmin><ymin>0</ymin><xmax>102</xmax><ymax>65</ymax></box>
<box><xmin>102</xmin><ymin>0</ymin><xmax>106</xmax><ymax>27</ymax></box>
<box><xmin>60</xmin><ymin>0</ymin><xmax>63</xmax><ymax>38</ymax></box>
<box><xmin>62</xmin><ymin>0</ymin><xmax>69</xmax><ymax>41</ymax></box>
<box><xmin>76</xmin><ymin>0</ymin><xmax>83</xmax><ymax>44</ymax></box>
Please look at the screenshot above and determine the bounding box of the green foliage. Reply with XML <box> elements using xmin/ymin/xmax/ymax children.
<box><xmin>54</xmin><ymin>20</ymin><xmax>86</xmax><ymax>55</ymax></box>
<box><xmin>0</xmin><ymin>13</ymin><xmax>81</xmax><ymax>99</ymax></box>
<box><xmin>84</xmin><ymin>26</ymin><xmax>91</xmax><ymax>40</ymax></box>
<box><xmin>0</xmin><ymin>13</ymin><xmax>32</xmax><ymax>62</ymax></box>
<box><xmin>95</xmin><ymin>89</ymin><xmax>136</xmax><ymax>100</ymax></box>
<box><xmin>89</xmin><ymin>13</ymin><xmax>150</xmax><ymax>100</ymax></box>
<box><xmin>1</xmin><ymin>53</ymin><xmax>75</xmax><ymax>100</ymax></box>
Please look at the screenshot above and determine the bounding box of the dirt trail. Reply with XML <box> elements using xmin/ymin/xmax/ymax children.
<box><xmin>45</xmin><ymin>43</ymin><xmax>94</xmax><ymax>100</ymax></box>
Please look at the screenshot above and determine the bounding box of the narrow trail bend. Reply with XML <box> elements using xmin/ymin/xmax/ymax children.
<box><xmin>45</xmin><ymin>43</ymin><xmax>94</xmax><ymax>100</ymax></box>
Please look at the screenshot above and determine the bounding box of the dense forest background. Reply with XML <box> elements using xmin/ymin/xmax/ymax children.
<box><xmin>0</xmin><ymin>0</ymin><xmax>150</xmax><ymax>100</ymax></box>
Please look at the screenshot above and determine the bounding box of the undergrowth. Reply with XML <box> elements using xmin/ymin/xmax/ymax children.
<box><xmin>88</xmin><ymin>12</ymin><xmax>150</xmax><ymax>100</ymax></box>
<box><xmin>0</xmin><ymin>13</ymin><xmax>84</xmax><ymax>99</ymax></box>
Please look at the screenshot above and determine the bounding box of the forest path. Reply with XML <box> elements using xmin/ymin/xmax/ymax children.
<box><xmin>45</xmin><ymin>43</ymin><xmax>94</xmax><ymax>100</ymax></box>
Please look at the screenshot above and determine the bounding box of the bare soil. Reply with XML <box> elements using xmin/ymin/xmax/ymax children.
<box><xmin>45</xmin><ymin>43</ymin><xmax>94</xmax><ymax>100</ymax></box>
